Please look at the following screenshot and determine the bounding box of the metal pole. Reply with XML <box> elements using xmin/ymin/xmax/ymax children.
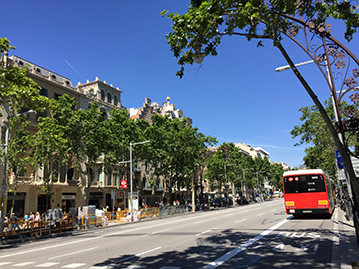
<box><xmin>129</xmin><ymin>140</ymin><xmax>150</xmax><ymax>221</ymax></box>
<box><xmin>129</xmin><ymin>143</ymin><xmax>133</xmax><ymax>221</ymax></box>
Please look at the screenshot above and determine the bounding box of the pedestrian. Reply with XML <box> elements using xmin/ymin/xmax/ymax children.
<box><xmin>28</xmin><ymin>212</ymin><xmax>35</xmax><ymax>221</ymax></box>
<box><xmin>34</xmin><ymin>212</ymin><xmax>41</xmax><ymax>228</ymax></box>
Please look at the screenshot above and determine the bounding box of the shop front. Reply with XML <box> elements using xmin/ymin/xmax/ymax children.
<box><xmin>62</xmin><ymin>193</ymin><xmax>76</xmax><ymax>213</ymax></box>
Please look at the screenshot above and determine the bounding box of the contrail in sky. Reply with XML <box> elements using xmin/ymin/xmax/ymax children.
<box><xmin>65</xmin><ymin>59</ymin><xmax>85</xmax><ymax>80</ymax></box>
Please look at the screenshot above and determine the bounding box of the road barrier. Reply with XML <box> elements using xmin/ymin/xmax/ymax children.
<box><xmin>1</xmin><ymin>207</ymin><xmax>160</xmax><ymax>241</ymax></box>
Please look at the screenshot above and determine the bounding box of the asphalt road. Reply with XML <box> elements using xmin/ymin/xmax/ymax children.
<box><xmin>0</xmin><ymin>198</ymin><xmax>339</xmax><ymax>268</ymax></box>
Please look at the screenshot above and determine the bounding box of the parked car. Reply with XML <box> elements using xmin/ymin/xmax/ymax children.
<box><xmin>273</xmin><ymin>191</ymin><xmax>280</xmax><ymax>198</ymax></box>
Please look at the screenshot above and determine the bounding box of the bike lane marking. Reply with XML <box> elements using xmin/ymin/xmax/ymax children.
<box><xmin>203</xmin><ymin>216</ymin><xmax>293</xmax><ymax>268</ymax></box>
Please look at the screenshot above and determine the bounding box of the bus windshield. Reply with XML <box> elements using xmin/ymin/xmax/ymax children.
<box><xmin>283</xmin><ymin>174</ymin><xmax>326</xmax><ymax>193</ymax></box>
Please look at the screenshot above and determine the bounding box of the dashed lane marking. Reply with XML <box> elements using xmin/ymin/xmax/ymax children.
<box><xmin>61</xmin><ymin>263</ymin><xmax>87</xmax><ymax>268</ymax></box>
<box><xmin>35</xmin><ymin>262</ymin><xmax>61</xmax><ymax>267</ymax></box>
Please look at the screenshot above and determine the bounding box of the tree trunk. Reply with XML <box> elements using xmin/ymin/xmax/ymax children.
<box><xmin>78</xmin><ymin>159</ymin><xmax>89</xmax><ymax>206</ymax></box>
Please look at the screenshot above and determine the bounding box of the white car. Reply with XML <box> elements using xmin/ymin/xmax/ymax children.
<box><xmin>273</xmin><ymin>191</ymin><xmax>280</xmax><ymax>198</ymax></box>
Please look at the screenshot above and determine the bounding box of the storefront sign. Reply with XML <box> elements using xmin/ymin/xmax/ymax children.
<box><xmin>62</xmin><ymin>194</ymin><xmax>76</xmax><ymax>200</ymax></box>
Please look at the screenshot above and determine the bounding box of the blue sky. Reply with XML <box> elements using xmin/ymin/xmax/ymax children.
<box><xmin>2</xmin><ymin>1</ymin><xmax>359</xmax><ymax>168</ymax></box>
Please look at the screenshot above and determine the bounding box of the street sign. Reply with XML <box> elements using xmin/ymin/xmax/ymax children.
<box><xmin>121</xmin><ymin>180</ymin><xmax>127</xmax><ymax>189</ymax></box>
<box><xmin>336</xmin><ymin>150</ymin><xmax>345</xmax><ymax>170</ymax></box>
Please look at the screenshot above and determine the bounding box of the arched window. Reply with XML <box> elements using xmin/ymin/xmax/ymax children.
<box><xmin>114</xmin><ymin>96</ymin><xmax>118</xmax><ymax>106</ymax></box>
<box><xmin>101</xmin><ymin>90</ymin><xmax>105</xmax><ymax>101</ymax></box>
<box><xmin>107</xmin><ymin>93</ymin><xmax>112</xmax><ymax>103</ymax></box>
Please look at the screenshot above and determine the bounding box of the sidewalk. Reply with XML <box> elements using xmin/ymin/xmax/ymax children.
<box><xmin>336</xmin><ymin>207</ymin><xmax>359</xmax><ymax>268</ymax></box>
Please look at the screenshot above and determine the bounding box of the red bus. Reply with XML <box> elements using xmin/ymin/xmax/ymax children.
<box><xmin>282</xmin><ymin>169</ymin><xmax>335</xmax><ymax>215</ymax></box>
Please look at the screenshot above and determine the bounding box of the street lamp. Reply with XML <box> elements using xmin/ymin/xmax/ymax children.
<box><xmin>1</xmin><ymin>105</ymin><xmax>35</xmax><ymax>221</ymax></box>
<box><xmin>129</xmin><ymin>140</ymin><xmax>150</xmax><ymax>219</ymax></box>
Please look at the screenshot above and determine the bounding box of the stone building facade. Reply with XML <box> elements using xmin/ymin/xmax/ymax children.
<box><xmin>0</xmin><ymin>55</ymin><xmax>127</xmax><ymax>216</ymax></box>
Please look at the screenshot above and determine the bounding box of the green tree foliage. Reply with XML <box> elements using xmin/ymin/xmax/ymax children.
<box><xmin>290</xmin><ymin>99</ymin><xmax>355</xmax><ymax>178</ymax></box>
<box><xmin>206</xmin><ymin>142</ymin><xmax>284</xmax><ymax>194</ymax></box>
<box><xmin>145</xmin><ymin>114</ymin><xmax>216</xmax><ymax>202</ymax></box>
<box><xmin>31</xmin><ymin>94</ymin><xmax>140</xmax><ymax>206</ymax></box>
<box><xmin>162</xmin><ymin>0</ymin><xmax>359</xmax><ymax>77</ymax></box>
<box><xmin>1</xmin><ymin>37</ymin><xmax>51</xmax><ymax>213</ymax></box>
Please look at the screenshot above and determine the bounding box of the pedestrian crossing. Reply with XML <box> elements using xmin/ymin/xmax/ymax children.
<box><xmin>0</xmin><ymin>261</ymin><xmax>180</xmax><ymax>268</ymax></box>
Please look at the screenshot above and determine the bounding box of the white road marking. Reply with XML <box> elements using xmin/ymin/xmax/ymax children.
<box><xmin>196</xmin><ymin>230</ymin><xmax>212</xmax><ymax>237</ymax></box>
<box><xmin>13</xmin><ymin>262</ymin><xmax>35</xmax><ymax>267</ymax></box>
<box><xmin>235</xmin><ymin>219</ymin><xmax>247</xmax><ymax>223</ymax></box>
<box><xmin>203</xmin><ymin>216</ymin><xmax>293</xmax><ymax>268</ymax></box>
<box><xmin>118</xmin><ymin>247</ymin><xmax>162</xmax><ymax>263</ymax></box>
<box><xmin>62</xmin><ymin>263</ymin><xmax>86</xmax><ymax>268</ymax></box>
<box><xmin>0</xmin><ymin>237</ymin><xmax>99</xmax><ymax>259</ymax></box>
<box><xmin>0</xmin><ymin>262</ymin><xmax>11</xmax><ymax>266</ymax></box>
<box><xmin>274</xmin><ymin>243</ymin><xmax>285</xmax><ymax>250</ymax></box>
<box><xmin>48</xmin><ymin>247</ymin><xmax>98</xmax><ymax>260</ymax></box>
<box><xmin>146</xmin><ymin>228</ymin><xmax>171</xmax><ymax>236</ymax></box>
<box><xmin>36</xmin><ymin>262</ymin><xmax>61</xmax><ymax>267</ymax></box>
<box><xmin>257</xmin><ymin>213</ymin><xmax>264</xmax><ymax>216</ymax></box>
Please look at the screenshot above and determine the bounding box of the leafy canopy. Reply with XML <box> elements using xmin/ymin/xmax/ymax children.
<box><xmin>162</xmin><ymin>0</ymin><xmax>359</xmax><ymax>77</ymax></box>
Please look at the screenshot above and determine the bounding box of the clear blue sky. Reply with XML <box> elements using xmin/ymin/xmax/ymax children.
<box><xmin>2</xmin><ymin>1</ymin><xmax>359</xmax><ymax>168</ymax></box>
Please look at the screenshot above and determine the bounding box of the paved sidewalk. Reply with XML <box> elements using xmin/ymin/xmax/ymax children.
<box><xmin>336</xmin><ymin>207</ymin><xmax>359</xmax><ymax>268</ymax></box>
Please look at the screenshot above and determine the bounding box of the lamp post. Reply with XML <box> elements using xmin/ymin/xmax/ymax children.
<box><xmin>129</xmin><ymin>140</ymin><xmax>150</xmax><ymax>220</ymax></box>
<box><xmin>1</xmin><ymin>105</ymin><xmax>35</xmax><ymax>221</ymax></box>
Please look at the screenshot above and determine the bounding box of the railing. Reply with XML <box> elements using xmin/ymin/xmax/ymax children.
<box><xmin>0</xmin><ymin>218</ymin><xmax>75</xmax><ymax>240</ymax></box>
<box><xmin>1</xmin><ymin>207</ymin><xmax>160</xmax><ymax>241</ymax></box>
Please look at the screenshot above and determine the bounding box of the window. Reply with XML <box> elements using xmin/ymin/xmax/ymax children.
<box><xmin>88</xmin><ymin>168</ymin><xmax>94</xmax><ymax>182</ymax></box>
<box><xmin>52</xmin><ymin>162</ymin><xmax>59</xmax><ymax>182</ymax></box>
<box><xmin>107</xmin><ymin>93</ymin><xmax>112</xmax><ymax>104</ymax></box>
<box><xmin>101</xmin><ymin>90</ymin><xmax>105</xmax><ymax>101</ymax></box>
<box><xmin>107</xmin><ymin>170</ymin><xmax>112</xmax><ymax>186</ymax></box>
<box><xmin>54</xmin><ymin>92</ymin><xmax>62</xmax><ymax>100</ymax></box>
<box><xmin>67</xmin><ymin>168</ymin><xmax>74</xmax><ymax>181</ymax></box>
<box><xmin>60</xmin><ymin>165</ymin><xmax>66</xmax><ymax>183</ymax></box>
<box><xmin>39</xmin><ymin>88</ymin><xmax>48</xmax><ymax>97</ymax></box>
<box><xmin>283</xmin><ymin>174</ymin><xmax>326</xmax><ymax>193</ymax></box>
<box><xmin>114</xmin><ymin>96</ymin><xmax>118</xmax><ymax>106</ymax></box>
<box><xmin>98</xmin><ymin>169</ymin><xmax>103</xmax><ymax>183</ymax></box>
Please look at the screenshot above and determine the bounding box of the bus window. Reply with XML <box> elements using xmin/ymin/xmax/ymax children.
<box><xmin>284</xmin><ymin>174</ymin><xmax>326</xmax><ymax>193</ymax></box>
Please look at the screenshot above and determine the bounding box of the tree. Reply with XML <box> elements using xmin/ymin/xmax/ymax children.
<box><xmin>206</xmin><ymin>142</ymin><xmax>244</xmax><ymax>200</ymax></box>
<box><xmin>162</xmin><ymin>1</ymin><xmax>359</xmax><ymax>237</ymax></box>
<box><xmin>268</xmin><ymin>163</ymin><xmax>285</xmax><ymax>191</ymax></box>
<box><xmin>291</xmin><ymin>100</ymin><xmax>339</xmax><ymax>177</ymax></box>
<box><xmin>1</xmin><ymin>37</ymin><xmax>50</xmax><ymax>218</ymax></box>
<box><xmin>145</xmin><ymin>114</ymin><xmax>216</xmax><ymax>204</ymax></box>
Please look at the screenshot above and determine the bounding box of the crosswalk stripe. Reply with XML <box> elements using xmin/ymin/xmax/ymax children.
<box><xmin>13</xmin><ymin>262</ymin><xmax>35</xmax><ymax>266</ymax></box>
<box><xmin>62</xmin><ymin>263</ymin><xmax>87</xmax><ymax>268</ymax></box>
<box><xmin>0</xmin><ymin>262</ymin><xmax>12</xmax><ymax>266</ymax></box>
<box><xmin>36</xmin><ymin>262</ymin><xmax>61</xmax><ymax>267</ymax></box>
